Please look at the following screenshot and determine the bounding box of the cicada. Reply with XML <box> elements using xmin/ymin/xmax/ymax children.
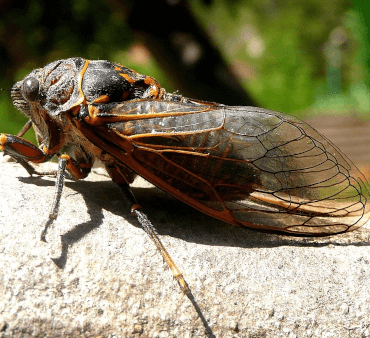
<box><xmin>1</xmin><ymin>58</ymin><xmax>370</xmax><ymax>293</ymax></box>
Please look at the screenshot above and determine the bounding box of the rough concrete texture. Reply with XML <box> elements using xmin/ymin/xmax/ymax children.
<box><xmin>1</xmin><ymin>157</ymin><xmax>370</xmax><ymax>338</ymax></box>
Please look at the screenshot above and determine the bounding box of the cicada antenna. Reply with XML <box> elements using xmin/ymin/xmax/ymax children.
<box><xmin>0</xmin><ymin>88</ymin><xmax>12</xmax><ymax>98</ymax></box>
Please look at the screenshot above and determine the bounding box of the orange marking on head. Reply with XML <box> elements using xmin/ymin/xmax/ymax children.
<box><xmin>50</xmin><ymin>77</ymin><xmax>59</xmax><ymax>85</ymax></box>
<box><xmin>60</xmin><ymin>154</ymin><xmax>71</xmax><ymax>160</ymax></box>
<box><xmin>60</xmin><ymin>85</ymin><xmax>74</xmax><ymax>104</ymax></box>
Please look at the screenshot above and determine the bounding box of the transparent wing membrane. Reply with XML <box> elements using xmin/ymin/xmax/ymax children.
<box><xmin>99</xmin><ymin>101</ymin><xmax>370</xmax><ymax>235</ymax></box>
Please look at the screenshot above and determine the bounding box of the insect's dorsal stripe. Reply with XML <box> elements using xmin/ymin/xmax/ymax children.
<box><xmin>74</xmin><ymin>59</ymin><xmax>90</xmax><ymax>107</ymax></box>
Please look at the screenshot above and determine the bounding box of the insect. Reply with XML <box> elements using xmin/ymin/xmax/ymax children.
<box><xmin>1</xmin><ymin>58</ymin><xmax>370</xmax><ymax>293</ymax></box>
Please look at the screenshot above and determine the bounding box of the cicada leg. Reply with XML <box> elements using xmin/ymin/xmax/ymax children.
<box><xmin>1</xmin><ymin>130</ymin><xmax>94</xmax><ymax>241</ymax></box>
<box><xmin>0</xmin><ymin>133</ymin><xmax>57</xmax><ymax>176</ymax></box>
<box><xmin>40</xmin><ymin>156</ymin><xmax>68</xmax><ymax>242</ymax></box>
<box><xmin>132</xmin><ymin>206</ymin><xmax>190</xmax><ymax>294</ymax></box>
<box><xmin>17</xmin><ymin>119</ymin><xmax>32</xmax><ymax>138</ymax></box>
<box><xmin>40</xmin><ymin>154</ymin><xmax>92</xmax><ymax>242</ymax></box>
<box><xmin>105</xmin><ymin>163</ymin><xmax>190</xmax><ymax>294</ymax></box>
<box><xmin>13</xmin><ymin>121</ymin><xmax>55</xmax><ymax>175</ymax></box>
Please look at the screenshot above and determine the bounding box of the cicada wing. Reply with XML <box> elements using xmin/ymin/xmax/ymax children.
<box><xmin>87</xmin><ymin>100</ymin><xmax>370</xmax><ymax>235</ymax></box>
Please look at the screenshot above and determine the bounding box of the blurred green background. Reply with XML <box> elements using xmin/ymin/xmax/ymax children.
<box><xmin>0</xmin><ymin>0</ymin><xmax>369</xmax><ymax>151</ymax></box>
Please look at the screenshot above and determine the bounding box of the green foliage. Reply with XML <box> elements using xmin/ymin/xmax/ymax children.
<box><xmin>192</xmin><ymin>0</ymin><xmax>369</xmax><ymax>117</ymax></box>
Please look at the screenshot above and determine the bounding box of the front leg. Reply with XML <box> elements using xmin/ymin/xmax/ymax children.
<box><xmin>0</xmin><ymin>133</ymin><xmax>54</xmax><ymax>176</ymax></box>
<box><xmin>0</xmin><ymin>133</ymin><xmax>93</xmax><ymax>240</ymax></box>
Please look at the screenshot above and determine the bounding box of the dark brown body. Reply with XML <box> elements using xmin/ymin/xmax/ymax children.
<box><xmin>2</xmin><ymin>57</ymin><xmax>370</xmax><ymax>237</ymax></box>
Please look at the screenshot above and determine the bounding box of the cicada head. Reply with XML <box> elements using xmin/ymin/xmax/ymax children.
<box><xmin>11</xmin><ymin>57</ymin><xmax>86</xmax><ymax>118</ymax></box>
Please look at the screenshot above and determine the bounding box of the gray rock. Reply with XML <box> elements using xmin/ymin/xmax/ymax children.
<box><xmin>1</xmin><ymin>157</ymin><xmax>370</xmax><ymax>338</ymax></box>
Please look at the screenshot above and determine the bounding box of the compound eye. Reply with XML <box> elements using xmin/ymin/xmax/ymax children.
<box><xmin>22</xmin><ymin>77</ymin><xmax>40</xmax><ymax>102</ymax></box>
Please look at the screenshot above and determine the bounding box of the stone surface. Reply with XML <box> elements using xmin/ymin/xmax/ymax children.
<box><xmin>1</xmin><ymin>157</ymin><xmax>370</xmax><ymax>338</ymax></box>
